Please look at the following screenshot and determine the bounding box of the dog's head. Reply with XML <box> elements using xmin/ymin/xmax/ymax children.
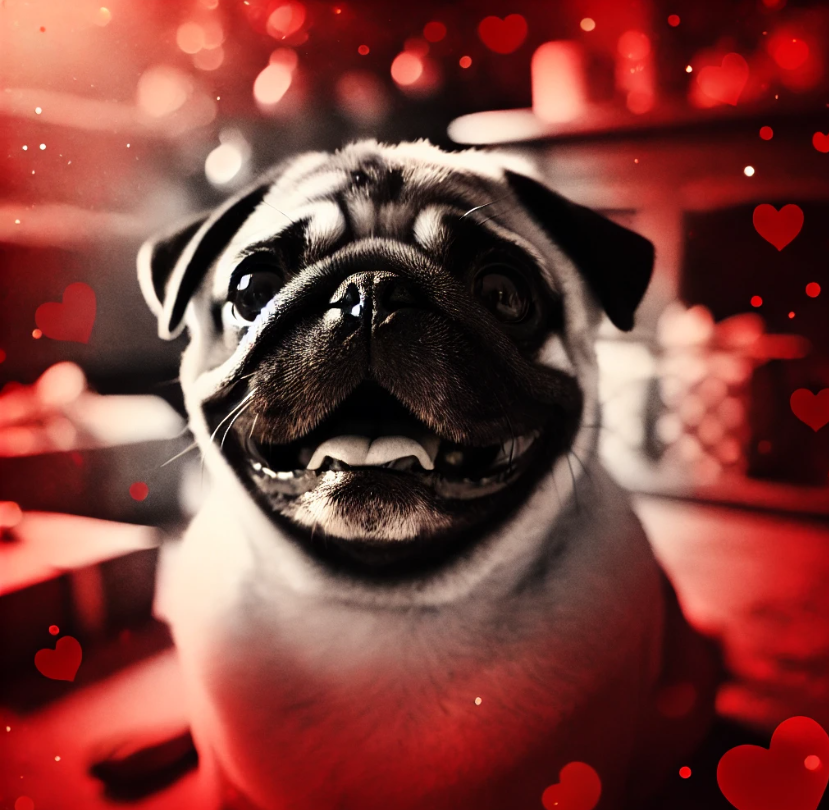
<box><xmin>139</xmin><ymin>141</ymin><xmax>652</xmax><ymax>579</ymax></box>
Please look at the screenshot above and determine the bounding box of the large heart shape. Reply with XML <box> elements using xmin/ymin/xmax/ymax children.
<box><xmin>790</xmin><ymin>389</ymin><xmax>829</xmax><ymax>432</ymax></box>
<box><xmin>813</xmin><ymin>133</ymin><xmax>829</xmax><ymax>154</ymax></box>
<box><xmin>752</xmin><ymin>204</ymin><xmax>804</xmax><ymax>251</ymax></box>
<box><xmin>35</xmin><ymin>282</ymin><xmax>96</xmax><ymax>343</ymax></box>
<box><xmin>35</xmin><ymin>635</ymin><xmax>83</xmax><ymax>682</ymax></box>
<box><xmin>477</xmin><ymin>14</ymin><xmax>527</xmax><ymax>55</ymax></box>
<box><xmin>697</xmin><ymin>53</ymin><xmax>749</xmax><ymax>106</ymax></box>
<box><xmin>541</xmin><ymin>762</ymin><xmax>602</xmax><ymax>810</ymax></box>
<box><xmin>718</xmin><ymin>716</ymin><xmax>829</xmax><ymax>810</ymax></box>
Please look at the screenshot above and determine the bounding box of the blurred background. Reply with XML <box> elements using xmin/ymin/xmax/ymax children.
<box><xmin>1</xmin><ymin>0</ymin><xmax>829</xmax><ymax>807</ymax></box>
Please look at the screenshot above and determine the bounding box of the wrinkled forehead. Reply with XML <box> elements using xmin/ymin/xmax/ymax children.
<box><xmin>210</xmin><ymin>144</ymin><xmax>561</xmax><ymax>299</ymax></box>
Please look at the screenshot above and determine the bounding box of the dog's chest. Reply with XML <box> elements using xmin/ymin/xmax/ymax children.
<box><xmin>159</xmin><ymin>492</ymin><xmax>663</xmax><ymax>809</ymax></box>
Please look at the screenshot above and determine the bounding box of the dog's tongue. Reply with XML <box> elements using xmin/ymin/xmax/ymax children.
<box><xmin>307</xmin><ymin>435</ymin><xmax>438</xmax><ymax>471</ymax></box>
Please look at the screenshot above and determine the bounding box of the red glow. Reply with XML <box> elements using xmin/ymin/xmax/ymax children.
<box><xmin>772</xmin><ymin>37</ymin><xmax>809</xmax><ymax>70</ymax></box>
<box><xmin>0</xmin><ymin>348</ymin><xmax>6</xmax><ymax>363</ymax></box>
<box><xmin>423</xmin><ymin>21</ymin><xmax>446</xmax><ymax>43</ymax></box>
<box><xmin>679</xmin><ymin>766</ymin><xmax>692</xmax><ymax>779</ymax></box>
<box><xmin>532</xmin><ymin>41</ymin><xmax>587</xmax><ymax>124</ymax></box>
<box><xmin>806</xmin><ymin>283</ymin><xmax>820</xmax><ymax>298</ymax></box>
<box><xmin>253</xmin><ymin>63</ymin><xmax>293</xmax><ymax>105</ymax></box>
<box><xmin>813</xmin><ymin>132</ymin><xmax>829</xmax><ymax>153</ymax></box>
<box><xmin>751</xmin><ymin>295</ymin><xmax>763</xmax><ymax>308</ymax></box>
<box><xmin>358</xmin><ymin>44</ymin><xmax>369</xmax><ymax>56</ymax></box>
<box><xmin>668</xmin><ymin>15</ymin><xmax>681</xmax><ymax>27</ymax></box>
<box><xmin>404</xmin><ymin>38</ymin><xmax>429</xmax><ymax>57</ymax></box>
<box><xmin>805</xmin><ymin>755</ymin><xmax>821</xmax><ymax>771</ymax></box>
<box><xmin>390</xmin><ymin>52</ymin><xmax>423</xmax><ymax>86</ymax></box>
<box><xmin>459</xmin><ymin>55</ymin><xmax>472</xmax><ymax>69</ymax></box>
<box><xmin>49</xmin><ymin>625</ymin><xmax>59</xmax><ymax>635</ymax></box>
<box><xmin>0</xmin><ymin>501</ymin><xmax>23</xmax><ymax>528</ymax></box>
<box><xmin>176</xmin><ymin>21</ymin><xmax>205</xmax><ymax>54</ymax></box>
<box><xmin>617</xmin><ymin>30</ymin><xmax>651</xmax><ymax>61</ymax></box>
<box><xmin>760</xmin><ymin>125</ymin><xmax>773</xmax><ymax>140</ymax></box>
<box><xmin>788</xmin><ymin>311</ymin><xmax>795</xmax><ymax>319</ymax></box>
<box><xmin>32</xmin><ymin>329</ymin><xmax>42</xmax><ymax>339</ymax></box>
<box><xmin>266</xmin><ymin>2</ymin><xmax>306</xmax><ymax>40</ymax></box>
<box><xmin>129</xmin><ymin>482</ymin><xmax>149</xmax><ymax>501</ymax></box>
<box><xmin>15</xmin><ymin>798</ymin><xmax>34</xmax><ymax>810</ymax></box>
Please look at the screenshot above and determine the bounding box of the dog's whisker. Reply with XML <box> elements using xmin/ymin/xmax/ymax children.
<box><xmin>248</xmin><ymin>413</ymin><xmax>260</xmax><ymax>443</ymax></box>
<box><xmin>565</xmin><ymin>452</ymin><xmax>580</xmax><ymax>513</ymax></box>
<box><xmin>459</xmin><ymin>198</ymin><xmax>504</xmax><ymax>220</ymax></box>
<box><xmin>221</xmin><ymin>402</ymin><xmax>252</xmax><ymax>451</ymax></box>
<box><xmin>262</xmin><ymin>199</ymin><xmax>294</xmax><ymax>224</ymax></box>
<box><xmin>209</xmin><ymin>391</ymin><xmax>256</xmax><ymax>446</ymax></box>
<box><xmin>568</xmin><ymin>450</ymin><xmax>594</xmax><ymax>487</ymax></box>
<box><xmin>159</xmin><ymin>441</ymin><xmax>200</xmax><ymax>468</ymax></box>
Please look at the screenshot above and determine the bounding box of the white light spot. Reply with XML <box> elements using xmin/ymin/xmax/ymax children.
<box><xmin>14</xmin><ymin>219</ymin><xmax>20</xmax><ymax>224</ymax></box>
<box><xmin>204</xmin><ymin>142</ymin><xmax>244</xmax><ymax>185</ymax></box>
<box><xmin>474</xmin><ymin>696</ymin><xmax>482</xmax><ymax>705</ymax></box>
<box><xmin>22</xmin><ymin>145</ymin><xmax>27</xmax><ymax>150</ymax></box>
<box><xmin>685</xmin><ymin>64</ymin><xmax>693</xmax><ymax>72</ymax></box>
<box><xmin>35</xmin><ymin>106</ymin><xmax>42</xmax><ymax>114</ymax></box>
<box><xmin>39</xmin><ymin>143</ymin><xmax>46</xmax><ymax>150</ymax></box>
<box><xmin>744</xmin><ymin>165</ymin><xmax>755</xmax><ymax>176</ymax></box>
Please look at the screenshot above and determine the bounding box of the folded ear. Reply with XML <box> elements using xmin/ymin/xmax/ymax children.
<box><xmin>137</xmin><ymin>182</ymin><xmax>271</xmax><ymax>339</ymax></box>
<box><xmin>505</xmin><ymin>170</ymin><xmax>654</xmax><ymax>332</ymax></box>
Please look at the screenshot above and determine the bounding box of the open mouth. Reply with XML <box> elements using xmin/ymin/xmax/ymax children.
<box><xmin>232</xmin><ymin>383</ymin><xmax>544</xmax><ymax>501</ymax></box>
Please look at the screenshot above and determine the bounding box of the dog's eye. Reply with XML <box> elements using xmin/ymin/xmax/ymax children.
<box><xmin>230</xmin><ymin>270</ymin><xmax>282</xmax><ymax>322</ymax></box>
<box><xmin>473</xmin><ymin>265</ymin><xmax>531</xmax><ymax>324</ymax></box>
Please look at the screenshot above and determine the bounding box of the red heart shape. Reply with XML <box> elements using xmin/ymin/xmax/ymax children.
<box><xmin>35</xmin><ymin>282</ymin><xmax>96</xmax><ymax>344</ymax></box>
<box><xmin>790</xmin><ymin>389</ymin><xmax>829</xmax><ymax>432</ymax></box>
<box><xmin>752</xmin><ymin>203</ymin><xmax>804</xmax><ymax>251</ymax></box>
<box><xmin>718</xmin><ymin>716</ymin><xmax>829</xmax><ymax>810</ymax></box>
<box><xmin>477</xmin><ymin>14</ymin><xmax>527</xmax><ymax>55</ymax></box>
<box><xmin>35</xmin><ymin>635</ymin><xmax>83</xmax><ymax>682</ymax></box>
<box><xmin>813</xmin><ymin>133</ymin><xmax>829</xmax><ymax>154</ymax></box>
<box><xmin>697</xmin><ymin>53</ymin><xmax>749</xmax><ymax>106</ymax></box>
<box><xmin>541</xmin><ymin>762</ymin><xmax>602</xmax><ymax>810</ymax></box>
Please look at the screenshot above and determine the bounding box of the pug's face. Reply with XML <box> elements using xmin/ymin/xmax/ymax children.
<box><xmin>139</xmin><ymin>141</ymin><xmax>652</xmax><ymax>575</ymax></box>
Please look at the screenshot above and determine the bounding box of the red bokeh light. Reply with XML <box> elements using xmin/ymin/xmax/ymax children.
<box><xmin>129</xmin><ymin>482</ymin><xmax>149</xmax><ymax>501</ymax></box>
<box><xmin>806</xmin><ymin>282</ymin><xmax>821</xmax><ymax>298</ymax></box>
<box><xmin>617</xmin><ymin>30</ymin><xmax>651</xmax><ymax>61</ymax></box>
<box><xmin>788</xmin><ymin>311</ymin><xmax>796</xmax><ymax>319</ymax></box>
<box><xmin>679</xmin><ymin>766</ymin><xmax>692</xmax><ymax>779</ymax></box>
<box><xmin>668</xmin><ymin>14</ymin><xmax>680</xmax><ymax>27</ymax></box>
<box><xmin>390</xmin><ymin>52</ymin><xmax>423</xmax><ymax>86</ymax></box>
<box><xmin>358</xmin><ymin>44</ymin><xmax>369</xmax><ymax>56</ymax></box>
<box><xmin>0</xmin><ymin>501</ymin><xmax>23</xmax><ymax>528</ymax></box>
<box><xmin>459</xmin><ymin>55</ymin><xmax>472</xmax><ymax>69</ymax></box>
<box><xmin>49</xmin><ymin>625</ymin><xmax>60</xmax><ymax>635</ymax></box>
<box><xmin>751</xmin><ymin>295</ymin><xmax>763</xmax><ymax>307</ymax></box>
<box><xmin>266</xmin><ymin>2</ymin><xmax>306</xmax><ymax>40</ymax></box>
<box><xmin>772</xmin><ymin>37</ymin><xmax>809</xmax><ymax>70</ymax></box>
<box><xmin>253</xmin><ymin>63</ymin><xmax>293</xmax><ymax>105</ymax></box>
<box><xmin>760</xmin><ymin>125</ymin><xmax>773</xmax><ymax>140</ymax></box>
<box><xmin>423</xmin><ymin>21</ymin><xmax>446</xmax><ymax>43</ymax></box>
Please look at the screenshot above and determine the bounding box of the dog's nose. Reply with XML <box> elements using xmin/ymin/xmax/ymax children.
<box><xmin>374</xmin><ymin>275</ymin><xmax>422</xmax><ymax>322</ymax></box>
<box><xmin>327</xmin><ymin>273</ymin><xmax>422</xmax><ymax>325</ymax></box>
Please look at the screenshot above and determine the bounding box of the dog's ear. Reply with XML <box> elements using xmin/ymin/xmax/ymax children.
<box><xmin>137</xmin><ymin>182</ymin><xmax>270</xmax><ymax>339</ymax></box>
<box><xmin>505</xmin><ymin>170</ymin><xmax>653</xmax><ymax>332</ymax></box>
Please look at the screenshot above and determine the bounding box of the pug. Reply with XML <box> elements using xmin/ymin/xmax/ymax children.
<box><xmin>138</xmin><ymin>140</ymin><xmax>717</xmax><ymax>810</ymax></box>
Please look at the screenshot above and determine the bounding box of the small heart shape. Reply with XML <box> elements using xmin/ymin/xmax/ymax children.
<box><xmin>35</xmin><ymin>635</ymin><xmax>83</xmax><ymax>682</ymax></box>
<box><xmin>541</xmin><ymin>762</ymin><xmax>602</xmax><ymax>810</ymax></box>
<box><xmin>717</xmin><ymin>716</ymin><xmax>829</xmax><ymax>810</ymax></box>
<box><xmin>790</xmin><ymin>389</ymin><xmax>829</xmax><ymax>432</ymax></box>
<box><xmin>752</xmin><ymin>204</ymin><xmax>804</xmax><ymax>251</ymax></box>
<box><xmin>697</xmin><ymin>53</ymin><xmax>749</xmax><ymax>106</ymax></box>
<box><xmin>477</xmin><ymin>14</ymin><xmax>528</xmax><ymax>55</ymax></box>
<box><xmin>812</xmin><ymin>133</ymin><xmax>829</xmax><ymax>154</ymax></box>
<box><xmin>35</xmin><ymin>282</ymin><xmax>96</xmax><ymax>344</ymax></box>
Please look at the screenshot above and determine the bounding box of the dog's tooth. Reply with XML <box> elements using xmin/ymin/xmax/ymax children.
<box><xmin>364</xmin><ymin>436</ymin><xmax>437</xmax><ymax>470</ymax></box>
<box><xmin>306</xmin><ymin>436</ymin><xmax>370</xmax><ymax>470</ymax></box>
